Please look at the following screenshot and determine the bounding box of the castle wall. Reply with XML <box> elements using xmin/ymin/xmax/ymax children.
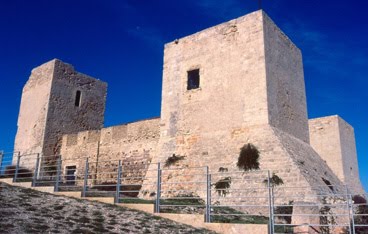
<box><xmin>61</xmin><ymin>118</ymin><xmax>160</xmax><ymax>185</ymax></box>
<box><xmin>11</xmin><ymin>10</ymin><xmax>364</xmax><ymax>220</ymax></box>
<box><xmin>309</xmin><ymin>115</ymin><xmax>364</xmax><ymax>194</ymax></box>
<box><xmin>14</xmin><ymin>60</ymin><xmax>55</xmax><ymax>168</ymax></box>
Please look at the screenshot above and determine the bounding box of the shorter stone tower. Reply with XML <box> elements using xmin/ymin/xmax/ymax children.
<box><xmin>14</xmin><ymin>59</ymin><xmax>107</xmax><ymax>168</ymax></box>
<box><xmin>309</xmin><ymin>115</ymin><xmax>364</xmax><ymax>194</ymax></box>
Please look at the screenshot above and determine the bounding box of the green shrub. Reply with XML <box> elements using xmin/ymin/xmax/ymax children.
<box><xmin>218</xmin><ymin>167</ymin><xmax>228</xmax><ymax>172</ymax></box>
<box><xmin>214</xmin><ymin>177</ymin><xmax>232</xmax><ymax>196</ymax></box>
<box><xmin>237</xmin><ymin>143</ymin><xmax>260</xmax><ymax>171</ymax></box>
<box><xmin>164</xmin><ymin>154</ymin><xmax>185</xmax><ymax>167</ymax></box>
<box><xmin>263</xmin><ymin>173</ymin><xmax>284</xmax><ymax>187</ymax></box>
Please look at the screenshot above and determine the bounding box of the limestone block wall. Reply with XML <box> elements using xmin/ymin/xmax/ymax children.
<box><xmin>309</xmin><ymin>115</ymin><xmax>364</xmax><ymax>194</ymax></box>
<box><xmin>60</xmin><ymin>118</ymin><xmax>160</xmax><ymax>186</ymax></box>
<box><xmin>14</xmin><ymin>60</ymin><xmax>55</xmax><ymax>169</ymax></box>
<box><xmin>157</xmin><ymin>10</ymin><xmax>268</xmax><ymax>166</ymax></box>
<box><xmin>263</xmin><ymin>13</ymin><xmax>309</xmax><ymax>143</ymax></box>
<box><xmin>14</xmin><ymin>59</ymin><xmax>107</xmax><ymax>170</ymax></box>
<box><xmin>43</xmin><ymin>59</ymin><xmax>107</xmax><ymax>158</ymax></box>
<box><xmin>143</xmin><ymin>10</ymin><xmax>345</xmax><ymax>205</ymax></box>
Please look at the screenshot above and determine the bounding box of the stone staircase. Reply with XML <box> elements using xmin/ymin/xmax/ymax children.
<box><xmin>0</xmin><ymin>178</ymin><xmax>268</xmax><ymax>234</ymax></box>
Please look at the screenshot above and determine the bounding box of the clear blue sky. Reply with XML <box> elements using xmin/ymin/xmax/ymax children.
<box><xmin>0</xmin><ymin>0</ymin><xmax>367</xmax><ymax>191</ymax></box>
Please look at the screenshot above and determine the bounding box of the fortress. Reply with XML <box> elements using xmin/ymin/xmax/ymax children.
<box><xmin>13</xmin><ymin>9</ymin><xmax>364</xmax><ymax>206</ymax></box>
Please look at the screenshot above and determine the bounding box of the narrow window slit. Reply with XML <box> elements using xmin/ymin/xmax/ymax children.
<box><xmin>75</xmin><ymin>90</ymin><xmax>82</xmax><ymax>107</ymax></box>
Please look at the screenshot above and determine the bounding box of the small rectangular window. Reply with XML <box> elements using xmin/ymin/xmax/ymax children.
<box><xmin>75</xmin><ymin>90</ymin><xmax>82</xmax><ymax>107</ymax></box>
<box><xmin>187</xmin><ymin>69</ymin><xmax>200</xmax><ymax>90</ymax></box>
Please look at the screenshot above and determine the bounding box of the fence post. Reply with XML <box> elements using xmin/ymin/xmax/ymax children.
<box><xmin>82</xmin><ymin>158</ymin><xmax>89</xmax><ymax>197</ymax></box>
<box><xmin>154</xmin><ymin>163</ymin><xmax>161</xmax><ymax>213</ymax></box>
<box><xmin>205</xmin><ymin>166</ymin><xmax>212</xmax><ymax>223</ymax></box>
<box><xmin>32</xmin><ymin>153</ymin><xmax>40</xmax><ymax>187</ymax></box>
<box><xmin>115</xmin><ymin>160</ymin><xmax>122</xmax><ymax>203</ymax></box>
<box><xmin>267</xmin><ymin>170</ymin><xmax>274</xmax><ymax>234</ymax></box>
<box><xmin>54</xmin><ymin>157</ymin><xmax>61</xmax><ymax>192</ymax></box>
<box><xmin>0</xmin><ymin>150</ymin><xmax>3</xmax><ymax>175</ymax></box>
<box><xmin>13</xmin><ymin>152</ymin><xmax>21</xmax><ymax>182</ymax></box>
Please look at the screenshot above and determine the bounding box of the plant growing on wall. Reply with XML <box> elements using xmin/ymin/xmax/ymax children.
<box><xmin>236</xmin><ymin>143</ymin><xmax>260</xmax><ymax>171</ymax></box>
<box><xmin>218</xmin><ymin>167</ymin><xmax>228</xmax><ymax>172</ymax></box>
<box><xmin>263</xmin><ymin>173</ymin><xmax>284</xmax><ymax>187</ymax></box>
<box><xmin>214</xmin><ymin>177</ymin><xmax>232</xmax><ymax>197</ymax></box>
<box><xmin>164</xmin><ymin>154</ymin><xmax>186</xmax><ymax>167</ymax></box>
<box><xmin>274</xmin><ymin>201</ymin><xmax>294</xmax><ymax>224</ymax></box>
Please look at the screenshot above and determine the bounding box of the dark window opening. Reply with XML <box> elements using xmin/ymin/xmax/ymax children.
<box><xmin>187</xmin><ymin>69</ymin><xmax>200</xmax><ymax>90</ymax></box>
<box><xmin>66</xmin><ymin>166</ymin><xmax>76</xmax><ymax>185</ymax></box>
<box><xmin>75</xmin><ymin>90</ymin><xmax>82</xmax><ymax>107</ymax></box>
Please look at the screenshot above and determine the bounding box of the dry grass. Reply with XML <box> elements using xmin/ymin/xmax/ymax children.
<box><xmin>0</xmin><ymin>182</ymin><xmax>216</xmax><ymax>234</ymax></box>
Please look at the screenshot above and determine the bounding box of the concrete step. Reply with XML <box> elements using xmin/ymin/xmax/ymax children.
<box><xmin>116</xmin><ymin>203</ymin><xmax>267</xmax><ymax>234</ymax></box>
<box><xmin>12</xmin><ymin>181</ymin><xmax>33</xmax><ymax>188</ymax></box>
<box><xmin>33</xmin><ymin>186</ymin><xmax>55</xmax><ymax>193</ymax></box>
<box><xmin>54</xmin><ymin>191</ymin><xmax>82</xmax><ymax>198</ymax></box>
<box><xmin>0</xmin><ymin>178</ymin><xmax>14</xmax><ymax>184</ymax></box>
<box><xmin>84</xmin><ymin>197</ymin><xmax>115</xmax><ymax>204</ymax></box>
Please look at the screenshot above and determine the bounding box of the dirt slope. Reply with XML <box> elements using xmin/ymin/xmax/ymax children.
<box><xmin>0</xmin><ymin>183</ymin><xmax>215</xmax><ymax>234</ymax></box>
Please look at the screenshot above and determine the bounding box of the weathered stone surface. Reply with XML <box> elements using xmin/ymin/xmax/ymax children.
<box><xmin>12</xmin><ymin>10</ymin><xmax>365</xmax><ymax>227</ymax></box>
<box><xmin>292</xmin><ymin>202</ymin><xmax>320</xmax><ymax>233</ymax></box>
<box><xmin>309</xmin><ymin>115</ymin><xmax>365</xmax><ymax>194</ymax></box>
<box><xmin>14</xmin><ymin>59</ymin><xmax>107</xmax><ymax>169</ymax></box>
<box><xmin>142</xmin><ymin>10</ymin><xmax>347</xmax><ymax>204</ymax></box>
<box><xmin>61</xmin><ymin>118</ymin><xmax>160</xmax><ymax>186</ymax></box>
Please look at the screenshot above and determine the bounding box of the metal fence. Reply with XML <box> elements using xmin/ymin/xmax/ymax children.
<box><xmin>0</xmin><ymin>152</ymin><xmax>367</xmax><ymax>234</ymax></box>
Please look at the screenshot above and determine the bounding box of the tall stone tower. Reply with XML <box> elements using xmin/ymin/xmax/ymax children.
<box><xmin>309</xmin><ymin>116</ymin><xmax>364</xmax><ymax>194</ymax></box>
<box><xmin>144</xmin><ymin>10</ymin><xmax>346</xmax><ymax>198</ymax></box>
<box><xmin>14</xmin><ymin>59</ymin><xmax>107</xmax><ymax>167</ymax></box>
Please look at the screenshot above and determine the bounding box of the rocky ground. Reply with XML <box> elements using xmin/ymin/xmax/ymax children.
<box><xmin>0</xmin><ymin>183</ymin><xmax>216</xmax><ymax>234</ymax></box>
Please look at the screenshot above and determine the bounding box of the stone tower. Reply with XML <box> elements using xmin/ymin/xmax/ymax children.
<box><xmin>144</xmin><ymin>10</ymin><xmax>347</xmax><ymax>199</ymax></box>
<box><xmin>14</xmin><ymin>59</ymin><xmax>107</xmax><ymax>168</ymax></box>
<box><xmin>309</xmin><ymin>115</ymin><xmax>364</xmax><ymax>194</ymax></box>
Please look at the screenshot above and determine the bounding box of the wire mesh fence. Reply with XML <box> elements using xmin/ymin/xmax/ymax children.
<box><xmin>0</xmin><ymin>151</ymin><xmax>367</xmax><ymax>234</ymax></box>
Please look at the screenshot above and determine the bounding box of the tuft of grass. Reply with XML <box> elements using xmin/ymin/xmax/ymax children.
<box><xmin>213</xmin><ymin>177</ymin><xmax>232</xmax><ymax>196</ymax></box>
<box><xmin>164</xmin><ymin>154</ymin><xmax>186</xmax><ymax>167</ymax></box>
<box><xmin>263</xmin><ymin>173</ymin><xmax>284</xmax><ymax>187</ymax></box>
<box><xmin>218</xmin><ymin>167</ymin><xmax>228</xmax><ymax>172</ymax></box>
<box><xmin>211</xmin><ymin>206</ymin><xmax>269</xmax><ymax>224</ymax></box>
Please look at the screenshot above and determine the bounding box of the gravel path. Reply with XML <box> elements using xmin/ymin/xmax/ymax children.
<box><xmin>0</xmin><ymin>183</ymin><xmax>216</xmax><ymax>234</ymax></box>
